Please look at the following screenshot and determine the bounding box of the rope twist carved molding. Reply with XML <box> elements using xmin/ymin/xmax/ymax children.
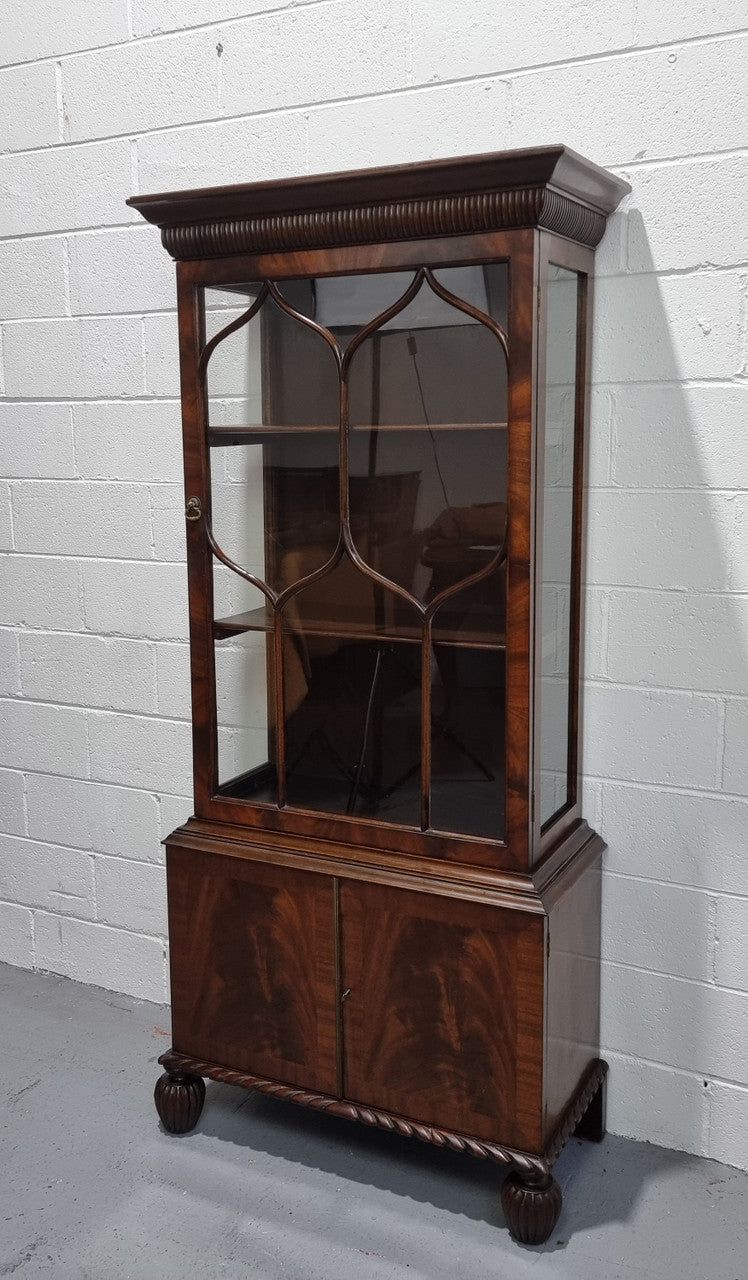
<box><xmin>544</xmin><ymin>1058</ymin><xmax>608</xmax><ymax>1165</ymax></box>
<box><xmin>159</xmin><ymin>1051</ymin><xmax>607</xmax><ymax>1174</ymax></box>
<box><xmin>158</xmin><ymin>1050</ymin><xmax>604</xmax><ymax>1179</ymax></box>
<box><xmin>161</xmin><ymin>187</ymin><xmax>606</xmax><ymax>260</ymax></box>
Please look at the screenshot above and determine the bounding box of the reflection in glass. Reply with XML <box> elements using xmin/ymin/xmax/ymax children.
<box><xmin>204</xmin><ymin>285</ymin><xmax>264</xmax><ymax>428</ymax></box>
<box><xmin>205</xmin><ymin>287</ymin><xmax>340</xmax><ymax>593</ymax></box>
<box><xmin>429</xmin><ymin>642</ymin><xmax>505</xmax><ymax>839</ymax></box>
<box><xmin>540</xmin><ymin>266</ymin><xmax>581</xmax><ymax>827</ymax></box>
<box><xmin>214</xmin><ymin>631</ymin><xmax>274</xmax><ymax>796</ymax></box>
<box><xmin>346</xmin><ymin>270</ymin><xmax>507</xmax><ymax>604</ymax></box>
<box><xmin>210</xmin><ymin>439</ymin><xmax>265</xmax><ymax>587</ymax></box>
<box><xmin>283</xmin><ymin>569</ymin><xmax>422</xmax><ymax>826</ymax></box>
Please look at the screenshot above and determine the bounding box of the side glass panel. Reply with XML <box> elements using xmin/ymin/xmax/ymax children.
<box><xmin>201</xmin><ymin>268</ymin><xmax>508</xmax><ymax>841</ymax></box>
<box><xmin>539</xmin><ymin>266</ymin><xmax>582</xmax><ymax>827</ymax></box>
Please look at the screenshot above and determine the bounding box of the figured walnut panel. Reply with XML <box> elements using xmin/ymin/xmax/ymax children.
<box><xmin>340</xmin><ymin>882</ymin><xmax>544</xmax><ymax>1151</ymax></box>
<box><xmin>166</xmin><ymin>846</ymin><xmax>337</xmax><ymax>1096</ymax></box>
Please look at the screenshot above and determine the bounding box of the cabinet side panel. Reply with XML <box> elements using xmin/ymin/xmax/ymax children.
<box><xmin>166</xmin><ymin>844</ymin><xmax>338</xmax><ymax>1096</ymax></box>
<box><xmin>340</xmin><ymin>881</ymin><xmax>544</xmax><ymax>1151</ymax></box>
<box><xmin>543</xmin><ymin>850</ymin><xmax>602</xmax><ymax>1142</ymax></box>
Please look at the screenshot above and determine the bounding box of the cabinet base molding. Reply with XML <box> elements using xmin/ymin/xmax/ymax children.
<box><xmin>157</xmin><ymin>1049</ymin><xmax>606</xmax><ymax>1240</ymax></box>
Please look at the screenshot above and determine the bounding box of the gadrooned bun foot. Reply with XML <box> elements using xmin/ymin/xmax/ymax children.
<box><xmin>500</xmin><ymin>1169</ymin><xmax>562</xmax><ymax>1245</ymax></box>
<box><xmin>154</xmin><ymin>1070</ymin><xmax>206</xmax><ymax>1133</ymax></box>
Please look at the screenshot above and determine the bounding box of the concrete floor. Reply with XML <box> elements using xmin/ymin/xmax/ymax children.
<box><xmin>1</xmin><ymin>963</ymin><xmax>746</xmax><ymax>1280</ymax></box>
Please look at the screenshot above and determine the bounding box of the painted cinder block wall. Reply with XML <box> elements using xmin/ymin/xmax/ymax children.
<box><xmin>0</xmin><ymin>1</ymin><xmax>746</xmax><ymax>1169</ymax></box>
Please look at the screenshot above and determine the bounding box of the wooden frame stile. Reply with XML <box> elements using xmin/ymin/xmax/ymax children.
<box><xmin>177</xmin><ymin>262</ymin><xmax>216</xmax><ymax>816</ymax></box>
<box><xmin>504</xmin><ymin>228</ymin><xmax>539</xmax><ymax>871</ymax></box>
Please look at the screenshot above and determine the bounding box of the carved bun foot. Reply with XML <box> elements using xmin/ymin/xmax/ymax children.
<box><xmin>500</xmin><ymin>1170</ymin><xmax>562</xmax><ymax>1245</ymax></box>
<box><xmin>154</xmin><ymin>1070</ymin><xmax>206</xmax><ymax>1133</ymax></box>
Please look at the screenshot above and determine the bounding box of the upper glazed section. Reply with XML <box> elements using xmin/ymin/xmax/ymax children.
<box><xmin>127</xmin><ymin>145</ymin><xmax>630</xmax><ymax>260</ymax></box>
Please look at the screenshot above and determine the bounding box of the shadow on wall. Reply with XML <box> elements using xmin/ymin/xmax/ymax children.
<box><xmin>584</xmin><ymin>201</ymin><xmax>748</xmax><ymax>1163</ymax></box>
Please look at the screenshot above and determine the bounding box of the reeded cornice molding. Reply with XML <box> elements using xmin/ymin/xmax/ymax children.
<box><xmin>128</xmin><ymin>146</ymin><xmax>630</xmax><ymax>260</ymax></box>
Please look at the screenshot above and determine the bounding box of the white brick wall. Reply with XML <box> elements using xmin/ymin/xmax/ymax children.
<box><xmin>0</xmin><ymin>1</ymin><xmax>746</xmax><ymax>1170</ymax></box>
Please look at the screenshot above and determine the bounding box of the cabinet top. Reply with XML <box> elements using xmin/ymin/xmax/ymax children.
<box><xmin>127</xmin><ymin>145</ymin><xmax>630</xmax><ymax>261</ymax></box>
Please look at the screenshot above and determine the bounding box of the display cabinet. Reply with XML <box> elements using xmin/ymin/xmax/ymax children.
<box><xmin>128</xmin><ymin>147</ymin><xmax>629</xmax><ymax>1245</ymax></box>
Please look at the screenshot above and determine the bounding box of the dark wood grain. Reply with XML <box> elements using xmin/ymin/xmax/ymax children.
<box><xmin>165</xmin><ymin>812</ymin><xmax>601</xmax><ymax>909</ymax></box>
<box><xmin>503</xmin><ymin>230</ymin><xmax>536</xmax><ymax>868</ymax></box>
<box><xmin>166</xmin><ymin>844</ymin><xmax>338</xmax><ymax>1095</ymax></box>
<box><xmin>340</xmin><ymin>881</ymin><xmax>544</xmax><ymax>1151</ymax></box>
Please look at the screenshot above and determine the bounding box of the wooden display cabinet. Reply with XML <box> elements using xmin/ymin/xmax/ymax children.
<box><xmin>129</xmin><ymin>147</ymin><xmax>629</xmax><ymax>1245</ymax></box>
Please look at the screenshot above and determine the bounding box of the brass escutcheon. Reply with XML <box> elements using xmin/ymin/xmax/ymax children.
<box><xmin>185</xmin><ymin>496</ymin><xmax>202</xmax><ymax>521</ymax></box>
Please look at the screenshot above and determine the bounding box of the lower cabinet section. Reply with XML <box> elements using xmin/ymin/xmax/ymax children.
<box><xmin>165</xmin><ymin>841</ymin><xmax>547</xmax><ymax>1153</ymax></box>
<box><xmin>160</xmin><ymin>829</ymin><xmax>607</xmax><ymax>1247</ymax></box>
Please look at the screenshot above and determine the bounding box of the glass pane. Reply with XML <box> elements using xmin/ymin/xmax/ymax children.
<box><xmin>347</xmin><ymin>269</ymin><xmax>507</xmax><ymax>604</ymax></box>
<box><xmin>214</xmin><ymin>630</ymin><xmax>274</xmax><ymax>797</ymax></box>
<box><xmin>278</xmin><ymin>271</ymin><xmax>414</xmax><ymax>345</ymax></box>
<box><xmin>540</xmin><ymin>266</ymin><xmax>581</xmax><ymax>827</ymax></box>
<box><xmin>210</xmin><ymin>439</ymin><xmax>265</xmax><ymax>584</ymax></box>
<box><xmin>205</xmin><ymin>287</ymin><xmax>340</xmax><ymax>594</ymax></box>
<box><xmin>345</xmin><ymin>267</ymin><xmax>508</xmax><ymax>839</ymax></box>
<box><xmin>430</xmin><ymin>642</ymin><xmax>505</xmax><ymax>839</ymax></box>
<box><xmin>283</xmin><ymin>565</ymin><xmax>422</xmax><ymax>827</ymax></box>
<box><xmin>204</xmin><ymin>285</ymin><xmax>264</xmax><ymax>428</ymax></box>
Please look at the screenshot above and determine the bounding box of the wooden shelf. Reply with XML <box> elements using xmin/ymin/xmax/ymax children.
<box><xmin>209</xmin><ymin>421</ymin><xmax>508</xmax><ymax>445</ymax></box>
<box><xmin>213</xmin><ymin>604</ymin><xmax>505</xmax><ymax>651</ymax></box>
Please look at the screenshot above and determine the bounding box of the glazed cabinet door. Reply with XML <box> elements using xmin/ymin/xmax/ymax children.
<box><xmin>339</xmin><ymin>881</ymin><xmax>545</xmax><ymax>1151</ymax></box>
<box><xmin>196</xmin><ymin>263</ymin><xmax>510</xmax><ymax>851</ymax></box>
<box><xmin>166</xmin><ymin>847</ymin><xmax>338</xmax><ymax>1095</ymax></box>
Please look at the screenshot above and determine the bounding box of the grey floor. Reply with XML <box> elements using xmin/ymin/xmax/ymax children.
<box><xmin>1</xmin><ymin>964</ymin><xmax>745</xmax><ymax>1280</ymax></box>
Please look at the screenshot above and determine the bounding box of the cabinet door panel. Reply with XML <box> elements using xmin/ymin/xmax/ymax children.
<box><xmin>167</xmin><ymin>847</ymin><xmax>337</xmax><ymax>1096</ymax></box>
<box><xmin>340</xmin><ymin>882</ymin><xmax>543</xmax><ymax>1150</ymax></box>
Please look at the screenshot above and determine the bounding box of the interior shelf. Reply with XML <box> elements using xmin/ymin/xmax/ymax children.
<box><xmin>213</xmin><ymin>604</ymin><xmax>505</xmax><ymax>651</ymax></box>
<box><xmin>209</xmin><ymin>421</ymin><xmax>508</xmax><ymax>445</ymax></box>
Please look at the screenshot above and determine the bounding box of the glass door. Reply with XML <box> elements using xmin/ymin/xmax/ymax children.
<box><xmin>201</xmin><ymin>264</ymin><xmax>509</xmax><ymax>841</ymax></box>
